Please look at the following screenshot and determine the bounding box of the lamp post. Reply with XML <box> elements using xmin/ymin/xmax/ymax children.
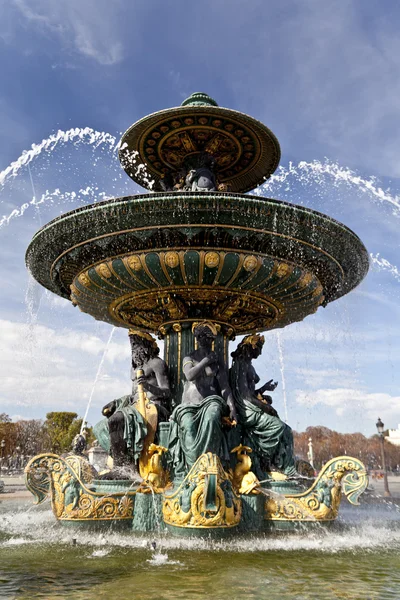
<box><xmin>307</xmin><ymin>437</ymin><xmax>314</xmax><ymax>468</ymax></box>
<box><xmin>0</xmin><ymin>439</ymin><xmax>5</xmax><ymax>472</ymax></box>
<box><xmin>15</xmin><ymin>446</ymin><xmax>21</xmax><ymax>471</ymax></box>
<box><xmin>376</xmin><ymin>417</ymin><xmax>391</xmax><ymax>497</ymax></box>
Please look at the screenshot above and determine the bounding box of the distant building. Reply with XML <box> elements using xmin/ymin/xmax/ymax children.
<box><xmin>387</xmin><ymin>424</ymin><xmax>400</xmax><ymax>447</ymax></box>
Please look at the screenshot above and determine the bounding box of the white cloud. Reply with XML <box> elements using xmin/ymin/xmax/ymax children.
<box><xmin>13</xmin><ymin>0</ymin><xmax>124</xmax><ymax>65</ymax></box>
<box><xmin>293</xmin><ymin>367</ymin><xmax>359</xmax><ymax>389</ymax></box>
<box><xmin>296</xmin><ymin>387</ymin><xmax>400</xmax><ymax>423</ymax></box>
<box><xmin>0</xmin><ymin>319</ymin><xmax>132</xmax><ymax>420</ymax></box>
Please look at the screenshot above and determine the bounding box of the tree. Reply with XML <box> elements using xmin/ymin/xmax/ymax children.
<box><xmin>43</xmin><ymin>412</ymin><xmax>95</xmax><ymax>454</ymax></box>
<box><xmin>44</xmin><ymin>412</ymin><xmax>81</xmax><ymax>454</ymax></box>
<box><xmin>293</xmin><ymin>426</ymin><xmax>400</xmax><ymax>471</ymax></box>
<box><xmin>14</xmin><ymin>420</ymin><xmax>46</xmax><ymax>457</ymax></box>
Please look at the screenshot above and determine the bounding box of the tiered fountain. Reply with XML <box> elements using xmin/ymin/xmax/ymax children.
<box><xmin>24</xmin><ymin>92</ymin><xmax>369</xmax><ymax>535</ymax></box>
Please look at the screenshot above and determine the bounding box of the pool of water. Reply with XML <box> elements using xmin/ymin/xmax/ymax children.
<box><xmin>1</xmin><ymin>498</ymin><xmax>400</xmax><ymax>599</ymax></box>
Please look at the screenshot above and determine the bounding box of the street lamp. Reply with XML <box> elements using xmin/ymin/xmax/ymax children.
<box><xmin>15</xmin><ymin>446</ymin><xmax>21</xmax><ymax>471</ymax></box>
<box><xmin>0</xmin><ymin>439</ymin><xmax>5</xmax><ymax>471</ymax></box>
<box><xmin>307</xmin><ymin>437</ymin><xmax>314</xmax><ymax>468</ymax></box>
<box><xmin>376</xmin><ymin>417</ymin><xmax>391</xmax><ymax>497</ymax></box>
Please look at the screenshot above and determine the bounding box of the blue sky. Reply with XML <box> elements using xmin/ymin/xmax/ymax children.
<box><xmin>0</xmin><ymin>0</ymin><xmax>399</xmax><ymax>437</ymax></box>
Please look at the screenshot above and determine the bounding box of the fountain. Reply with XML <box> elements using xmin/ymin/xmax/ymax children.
<box><xmin>23</xmin><ymin>92</ymin><xmax>369</xmax><ymax>535</ymax></box>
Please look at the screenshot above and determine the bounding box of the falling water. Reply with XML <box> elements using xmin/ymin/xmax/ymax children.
<box><xmin>370</xmin><ymin>254</ymin><xmax>400</xmax><ymax>283</ymax></box>
<box><xmin>0</xmin><ymin>128</ymin><xmax>118</xmax><ymax>190</ymax></box>
<box><xmin>0</xmin><ymin>128</ymin><xmax>155</xmax><ymax>230</ymax></box>
<box><xmin>276</xmin><ymin>331</ymin><xmax>288</xmax><ymax>423</ymax></box>
<box><xmin>258</xmin><ymin>159</ymin><xmax>400</xmax><ymax>215</ymax></box>
<box><xmin>80</xmin><ymin>326</ymin><xmax>115</xmax><ymax>434</ymax></box>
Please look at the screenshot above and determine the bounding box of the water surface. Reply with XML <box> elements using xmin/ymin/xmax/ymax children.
<box><xmin>1</xmin><ymin>499</ymin><xmax>400</xmax><ymax>599</ymax></box>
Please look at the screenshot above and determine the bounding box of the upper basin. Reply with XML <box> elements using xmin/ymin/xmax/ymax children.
<box><xmin>26</xmin><ymin>192</ymin><xmax>369</xmax><ymax>335</ymax></box>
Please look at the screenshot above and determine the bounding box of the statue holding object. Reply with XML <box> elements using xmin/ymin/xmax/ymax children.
<box><xmin>168</xmin><ymin>321</ymin><xmax>238</xmax><ymax>477</ymax></box>
<box><xmin>230</xmin><ymin>334</ymin><xmax>297</xmax><ymax>478</ymax></box>
<box><xmin>94</xmin><ymin>330</ymin><xmax>171</xmax><ymax>478</ymax></box>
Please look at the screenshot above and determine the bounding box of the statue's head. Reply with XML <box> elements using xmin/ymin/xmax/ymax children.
<box><xmin>72</xmin><ymin>433</ymin><xmax>87</xmax><ymax>456</ymax></box>
<box><xmin>128</xmin><ymin>329</ymin><xmax>159</xmax><ymax>367</ymax></box>
<box><xmin>231</xmin><ymin>333</ymin><xmax>265</xmax><ymax>360</ymax></box>
<box><xmin>192</xmin><ymin>321</ymin><xmax>218</xmax><ymax>347</ymax></box>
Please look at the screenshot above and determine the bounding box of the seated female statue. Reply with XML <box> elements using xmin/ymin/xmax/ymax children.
<box><xmin>230</xmin><ymin>334</ymin><xmax>297</xmax><ymax>478</ymax></box>
<box><xmin>168</xmin><ymin>321</ymin><xmax>237</xmax><ymax>476</ymax></box>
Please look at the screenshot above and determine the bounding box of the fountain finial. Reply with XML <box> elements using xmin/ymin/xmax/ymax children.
<box><xmin>181</xmin><ymin>92</ymin><xmax>219</xmax><ymax>107</ymax></box>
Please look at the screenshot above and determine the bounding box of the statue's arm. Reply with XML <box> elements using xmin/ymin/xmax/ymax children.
<box><xmin>183</xmin><ymin>353</ymin><xmax>215</xmax><ymax>381</ymax></box>
<box><xmin>218</xmin><ymin>363</ymin><xmax>238</xmax><ymax>423</ymax></box>
<box><xmin>139</xmin><ymin>359</ymin><xmax>171</xmax><ymax>400</ymax></box>
<box><xmin>102</xmin><ymin>400</ymin><xmax>117</xmax><ymax>417</ymax></box>
<box><xmin>256</xmin><ymin>378</ymin><xmax>278</xmax><ymax>394</ymax></box>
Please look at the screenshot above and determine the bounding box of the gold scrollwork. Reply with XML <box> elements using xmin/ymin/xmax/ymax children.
<box><xmin>163</xmin><ymin>452</ymin><xmax>241</xmax><ymax>529</ymax></box>
<box><xmin>264</xmin><ymin>456</ymin><xmax>368</xmax><ymax>522</ymax></box>
<box><xmin>25</xmin><ymin>453</ymin><xmax>136</xmax><ymax>522</ymax></box>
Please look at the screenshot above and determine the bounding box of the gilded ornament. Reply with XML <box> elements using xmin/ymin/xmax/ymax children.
<box><xmin>24</xmin><ymin>453</ymin><xmax>136</xmax><ymax>522</ymax></box>
<box><xmin>313</xmin><ymin>284</ymin><xmax>324</xmax><ymax>297</ymax></box>
<box><xmin>263</xmin><ymin>456</ymin><xmax>368</xmax><ymax>522</ymax></box>
<box><xmin>299</xmin><ymin>272</ymin><xmax>314</xmax><ymax>287</ymax></box>
<box><xmin>231</xmin><ymin>445</ymin><xmax>260</xmax><ymax>495</ymax></box>
<box><xmin>276</xmin><ymin>262</ymin><xmax>292</xmax><ymax>278</ymax></box>
<box><xmin>243</xmin><ymin>255</ymin><xmax>258</xmax><ymax>272</ymax></box>
<box><xmin>164</xmin><ymin>251</ymin><xmax>179</xmax><ymax>268</ymax></box>
<box><xmin>191</xmin><ymin>320</ymin><xmax>218</xmax><ymax>335</ymax></box>
<box><xmin>78</xmin><ymin>272</ymin><xmax>90</xmax><ymax>286</ymax></box>
<box><xmin>205</xmin><ymin>252</ymin><xmax>220</xmax><ymax>268</ymax></box>
<box><xmin>242</xmin><ymin>334</ymin><xmax>265</xmax><ymax>348</ymax></box>
<box><xmin>127</xmin><ymin>255</ymin><xmax>142</xmax><ymax>271</ymax></box>
<box><xmin>163</xmin><ymin>453</ymin><xmax>241</xmax><ymax>529</ymax></box>
<box><xmin>141</xmin><ymin>443</ymin><xmax>169</xmax><ymax>491</ymax></box>
<box><xmin>97</xmin><ymin>263</ymin><xmax>112</xmax><ymax>279</ymax></box>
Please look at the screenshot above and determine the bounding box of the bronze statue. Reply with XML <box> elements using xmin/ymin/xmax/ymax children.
<box><xmin>184</xmin><ymin>154</ymin><xmax>217</xmax><ymax>191</ymax></box>
<box><xmin>168</xmin><ymin>321</ymin><xmax>237</xmax><ymax>475</ymax></box>
<box><xmin>230</xmin><ymin>334</ymin><xmax>297</xmax><ymax>478</ymax></box>
<box><xmin>94</xmin><ymin>330</ymin><xmax>170</xmax><ymax>478</ymax></box>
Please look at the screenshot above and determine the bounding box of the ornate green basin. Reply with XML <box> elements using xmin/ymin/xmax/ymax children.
<box><xmin>25</xmin><ymin>191</ymin><xmax>368</xmax><ymax>336</ymax></box>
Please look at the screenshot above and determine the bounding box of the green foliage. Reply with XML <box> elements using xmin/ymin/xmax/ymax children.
<box><xmin>44</xmin><ymin>412</ymin><xmax>80</xmax><ymax>453</ymax></box>
<box><xmin>0</xmin><ymin>413</ymin><xmax>11</xmax><ymax>423</ymax></box>
<box><xmin>43</xmin><ymin>412</ymin><xmax>95</xmax><ymax>453</ymax></box>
